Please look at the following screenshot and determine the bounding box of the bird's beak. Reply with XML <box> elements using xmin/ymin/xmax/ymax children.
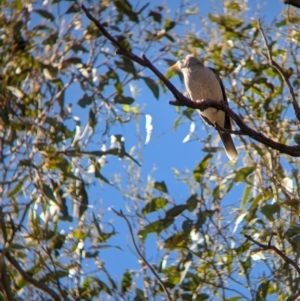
<box><xmin>169</xmin><ymin>62</ymin><xmax>179</xmax><ymax>71</ymax></box>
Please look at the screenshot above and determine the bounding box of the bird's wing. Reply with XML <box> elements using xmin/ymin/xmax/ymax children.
<box><xmin>208</xmin><ymin>68</ymin><xmax>237</xmax><ymax>160</ymax></box>
<box><xmin>208</xmin><ymin>67</ymin><xmax>231</xmax><ymax>131</ymax></box>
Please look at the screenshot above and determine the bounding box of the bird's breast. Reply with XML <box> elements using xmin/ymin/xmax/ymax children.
<box><xmin>184</xmin><ymin>67</ymin><xmax>224</xmax><ymax>125</ymax></box>
<box><xmin>184</xmin><ymin>67</ymin><xmax>223</xmax><ymax>101</ymax></box>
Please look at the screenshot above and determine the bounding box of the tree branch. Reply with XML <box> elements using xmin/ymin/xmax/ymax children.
<box><xmin>0</xmin><ymin>255</ymin><xmax>14</xmax><ymax>301</ymax></box>
<box><xmin>170</xmin><ymin>99</ymin><xmax>300</xmax><ymax>156</ymax></box>
<box><xmin>244</xmin><ymin>234</ymin><xmax>300</xmax><ymax>275</ymax></box>
<box><xmin>4</xmin><ymin>251</ymin><xmax>59</xmax><ymax>300</ymax></box>
<box><xmin>81</xmin><ymin>4</ymin><xmax>300</xmax><ymax>157</ymax></box>
<box><xmin>111</xmin><ymin>208</ymin><xmax>172</xmax><ymax>301</ymax></box>
<box><xmin>283</xmin><ymin>0</ymin><xmax>300</xmax><ymax>9</ymax></box>
<box><xmin>258</xmin><ymin>21</ymin><xmax>300</xmax><ymax>121</ymax></box>
<box><xmin>81</xmin><ymin>4</ymin><xmax>184</xmax><ymax>101</ymax></box>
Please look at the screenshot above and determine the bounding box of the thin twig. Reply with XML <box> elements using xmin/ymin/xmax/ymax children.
<box><xmin>111</xmin><ymin>208</ymin><xmax>172</xmax><ymax>301</ymax></box>
<box><xmin>258</xmin><ymin>20</ymin><xmax>300</xmax><ymax>121</ymax></box>
<box><xmin>244</xmin><ymin>234</ymin><xmax>300</xmax><ymax>275</ymax></box>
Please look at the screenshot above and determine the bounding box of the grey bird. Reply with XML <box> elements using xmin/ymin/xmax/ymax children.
<box><xmin>170</xmin><ymin>55</ymin><xmax>238</xmax><ymax>160</ymax></box>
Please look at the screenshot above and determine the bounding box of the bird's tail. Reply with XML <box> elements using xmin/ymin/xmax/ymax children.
<box><xmin>218</xmin><ymin>131</ymin><xmax>238</xmax><ymax>160</ymax></box>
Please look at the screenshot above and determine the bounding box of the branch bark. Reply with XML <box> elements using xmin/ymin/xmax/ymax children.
<box><xmin>283</xmin><ymin>0</ymin><xmax>300</xmax><ymax>9</ymax></box>
<box><xmin>244</xmin><ymin>234</ymin><xmax>300</xmax><ymax>275</ymax></box>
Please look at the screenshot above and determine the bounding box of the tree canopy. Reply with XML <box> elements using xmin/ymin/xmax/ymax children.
<box><xmin>1</xmin><ymin>0</ymin><xmax>300</xmax><ymax>300</ymax></box>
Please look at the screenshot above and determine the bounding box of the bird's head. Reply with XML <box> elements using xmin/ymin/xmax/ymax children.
<box><xmin>169</xmin><ymin>55</ymin><xmax>203</xmax><ymax>71</ymax></box>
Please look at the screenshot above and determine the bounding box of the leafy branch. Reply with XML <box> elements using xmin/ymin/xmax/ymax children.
<box><xmin>81</xmin><ymin>4</ymin><xmax>300</xmax><ymax>157</ymax></box>
<box><xmin>4</xmin><ymin>251</ymin><xmax>60</xmax><ymax>300</ymax></box>
<box><xmin>258</xmin><ymin>20</ymin><xmax>300</xmax><ymax>121</ymax></box>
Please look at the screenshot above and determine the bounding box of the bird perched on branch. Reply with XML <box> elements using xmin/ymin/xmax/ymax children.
<box><xmin>170</xmin><ymin>55</ymin><xmax>238</xmax><ymax>160</ymax></box>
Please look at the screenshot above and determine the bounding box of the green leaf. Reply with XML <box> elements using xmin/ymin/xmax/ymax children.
<box><xmin>73</xmin><ymin>229</ymin><xmax>86</xmax><ymax>240</ymax></box>
<box><xmin>70</xmin><ymin>44</ymin><xmax>88</xmax><ymax>53</ymax></box>
<box><xmin>142</xmin><ymin>197</ymin><xmax>168</xmax><ymax>215</ymax></box>
<box><xmin>174</xmin><ymin>116</ymin><xmax>182</xmax><ymax>130</ymax></box>
<box><xmin>32</xmin><ymin>24</ymin><xmax>53</xmax><ymax>32</ymax></box>
<box><xmin>42</xmin><ymin>183</ymin><xmax>55</xmax><ymax>201</ymax></box>
<box><xmin>7</xmin><ymin>177</ymin><xmax>27</xmax><ymax>198</ymax></box>
<box><xmin>121</xmin><ymin>270</ymin><xmax>132</xmax><ymax>294</ymax></box>
<box><xmin>208</xmin><ymin>14</ymin><xmax>243</xmax><ymax>28</ymax></box>
<box><xmin>183</xmin><ymin>108</ymin><xmax>194</xmax><ymax>120</ymax></box>
<box><xmin>14</xmin><ymin>0</ymin><xmax>22</xmax><ymax>9</ymax></box>
<box><xmin>164</xmin><ymin>232</ymin><xmax>188</xmax><ymax>250</ymax></box>
<box><xmin>133</xmin><ymin>288</ymin><xmax>144</xmax><ymax>301</ymax></box>
<box><xmin>226</xmin><ymin>2</ymin><xmax>241</xmax><ymax>11</ymax></box>
<box><xmin>93</xmin><ymin>213</ymin><xmax>116</xmax><ymax>243</ymax></box>
<box><xmin>256</xmin><ymin>280</ymin><xmax>269</xmax><ymax>301</ymax></box>
<box><xmin>182</xmin><ymin>220</ymin><xmax>193</xmax><ymax>235</ymax></box>
<box><xmin>165</xmin><ymin>204</ymin><xmax>187</xmax><ymax>219</ymax></box>
<box><xmin>275</xmin><ymin>19</ymin><xmax>287</xmax><ymax>28</ymax></box>
<box><xmin>182</xmin><ymin>293</ymin><xmax>209</xmax><ymax>300</ymax></box>
<box><xmin>88</xmin><ymin>277</ymin><xmax>112</xmax><ymax>295</ymax></box>
<box><xmin>78</xmin><ymin>181</ymin><xmax>88</xmax><ymax>219</ymax></box>
<box><xmin>42</xmin><ymin>32</ymin><xmax>58</xmax><ymax>46</ymax></box>
<box><xmin>114</xmin><ymin>95</ymin><xmax>135</xmax><ymax>105</ymax></box>
<box><xmin>139</xmin><ymin>218</ymin><xmax>174</xmax><ymax>239</ymax></box>
<box><xmin>142</xmin><ymin>77</ymin><xmax>159</xmax><ymax>99</ymax></box>
<box><xmin>294</xmin><ymin>134</ymin><xmax>300</xmax><ymax>145</ymax></box>
<box><xmin>193</xmin><ymin>154</ymin><xmax>213</xmax><ymax>183</ymax></box>
<box><xmin>234</xmin><ymin>166</ymin><xmax>255</xmax><ymax>182</ymax></box>
<box><xmin>163</xmin><ymin>265</ymin><xmax>180</xmax><ymax>285</ymax></box>
<box><xmin>78</xmin><ymin>94</ymin><xmax>93</xmax><ymax>108</ymax></box>
<box><xmin>186</xmin><ymin>194</ymin><xmax>198</xmax><ymax>211</ymax></box>
<box><xmin>46</xmin><ymin>155</ymin><xmax>70</xmax><ymax>173</ymax></box>
<box><xmin>89</xmin><ymin>109</ymin><xmax>97</xmax><ymax>129</ymax></box>
<box><xmin>195</xmin><ymin>210</ymin><xmax>207</xmax><ymax>229</ymax></box>
<box><xmin>245</xmin><ymin>194</ymin><xmax>264</xmax><ymax>222</ymax></box>
<box><xmin>260</xmin><ymin>204</ymin><xmax>280</xmax><ymax>222</ymax></box>
<box><xmin>115</xmin><ymin>58</ymin><xmax>136</xmax><ymax>75</ymax></box>
<box><xmin>164</xmin><ymin>17</ymin><xmax>176</xmax><ymax>31</ymax></box>
<box><xmin>64</xmin><ymin>3</ymin><xmax>80</xmax><ymax>14</ymax></box>
<box><xmin>241</xmin><ymin>185</ymin><xmax>252</xmax><ymax>209</ymax></box>
<box><xmin>116</xmin><ymin>35</ymin><xmax>132</xmax><ymax>51</ymax></box>
<box><xmin>114</xmin><ymin>0</ymin><xmax>139</xmax><ymax>22</ymax></box>
<box><xmin>154</xmin><ymin>181</ymin><xmax>168</xmax><ymax>193</ymax></box>
<box><xmin>92</xmin><ymin>162</ymin><xmax>110</xmax><ymax>184</ymax></box>
<box><xmin>50</xmin><ymin>233</ymin><xmax>66</xmax><ymax>250</ymax></box>
<box><xmin>62</xmin><ymin>57</ymin><xmax>82</xmax><ymax>68</ymax></box>
<box><xmin>189</xmin><ymin>37</ymin><xmax>207</xmax><ymax>49</ymax></box>
<box><xmin>149</xmin><ymin>10</ymin><xmax>162</xmax><ymax>23</ymax></box>
<box><xmin>34</xmin><ymin>9</ymin><xmax>55</xmax><ymax>21</ymax></box>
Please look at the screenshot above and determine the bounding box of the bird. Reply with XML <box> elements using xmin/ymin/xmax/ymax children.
<box><xmin>170</xmin><ymin>54</ymin><xmax>238</xmax><ymax>160</ymax></box>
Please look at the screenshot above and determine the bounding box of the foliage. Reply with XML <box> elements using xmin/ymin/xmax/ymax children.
<box><xmin>1</xmin><ymin>0</ymin><xmax>300</xmax><ymax>300</ymax></box>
